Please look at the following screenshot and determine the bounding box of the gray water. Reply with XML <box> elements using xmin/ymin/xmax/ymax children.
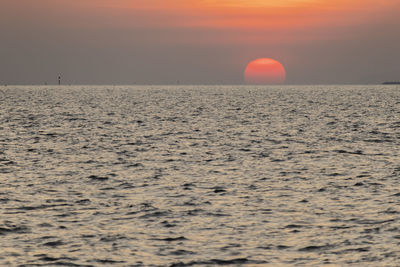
<box><xmin>0</xmin><ymin>85</ymin><xmax>399</xmax><ymax>266</ymax></box>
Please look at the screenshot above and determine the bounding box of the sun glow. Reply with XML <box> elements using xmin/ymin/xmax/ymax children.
<box><xmin>244</xmin><ymin>58</ymin><xmax>286</xmax><ymax>85</ymax></box>
<box><xmin>201</xmin><ymin>0</ymin><xmax>317</xmax><ymax>8</ymax></box>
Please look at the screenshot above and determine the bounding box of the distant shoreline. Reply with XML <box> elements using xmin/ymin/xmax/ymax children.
<box><xmin>382</xmin><ymin>81</ymin><xmax>400</xmax><ymax>85</ymax></box>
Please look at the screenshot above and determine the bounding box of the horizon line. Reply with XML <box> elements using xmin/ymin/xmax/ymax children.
<box><xmin>1</xmin><ymin>83</ymin><xmax>396</xmax><ymax>86</ymax></box>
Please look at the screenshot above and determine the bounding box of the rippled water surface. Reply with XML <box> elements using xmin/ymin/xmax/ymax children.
<box><xmin>1</xmin><ymin>85</ymin><xmax>400</xmax><ymax>266</ymax></box>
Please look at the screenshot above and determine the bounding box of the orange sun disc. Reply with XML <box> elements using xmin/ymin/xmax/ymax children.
<box><xmin>244</xmin><ymin>58</ymin><xmax>286</xmax><ymax>84</ymax></box>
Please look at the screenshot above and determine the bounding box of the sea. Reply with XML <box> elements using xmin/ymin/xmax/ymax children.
<box><xmin>0</xmin><ymin>85</ymin><xmax>399</xmax><ymax>266</ymax></box>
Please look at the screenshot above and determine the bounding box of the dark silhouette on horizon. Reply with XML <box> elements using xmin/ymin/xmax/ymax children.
<box><xmin>382</xmin><ymin>81</ymin><xmax>400</xmax><ymax>85</ymax></box>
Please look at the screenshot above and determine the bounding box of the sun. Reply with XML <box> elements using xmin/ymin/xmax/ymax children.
<box><xmin>244</xmin><ymin>58</ymin><xmax>286</xmax><ymax>84</ymax></box>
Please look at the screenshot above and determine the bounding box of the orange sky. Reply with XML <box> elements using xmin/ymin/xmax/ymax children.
<box><xmin>1</xmin><ymin>0</ymin><xmax>399</xmax><ymax>84</ymax></box>
<box><xmin>8</xmin><ymin>0</ymin><xmax>395</xmax><ymax>30</ymax></box>
<box><xmin>96</xmin><ymin>0</ymin><xmax>394</xmax><ymax>29</ymax></box>
<box><xmin>4</xmin><ymin>0</ymin><xmax>396</xmax><ymax>45</ymax></box>
<box><xmin>67</xmin><ymin>0</ymin><xmax>397</xmax><ymax>46</ymax></box>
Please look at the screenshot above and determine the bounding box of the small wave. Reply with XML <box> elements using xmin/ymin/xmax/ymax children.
<box><xmin>0</xmin><ymin>225</ymin><xmax>29</xmax><ymax>235</ymax></box>
<box><xmin>139</xmin><ymin>211</ymin><xmax>170</xmax><ymax>219</ymax></box>
<box><xmin>88</xmin><ymin>175</ymin><xmax>109</xmax><ymax>181</ymax></box>
<box><xmin>284</xmin><ymin>224</ymin><xmax>306</xmax><ymax>229</ymax></box>
<box><xmin>170</xmin><ymin>258</ymin><xmax>266</xmax><ymax>266</ymax></box>
<box><xmin>298</xmin><ymin>244</ymin><xmax>333</xmax><ymax>252</ymax></box>
<box><xmin>332</xmin><ymin>247</ymin><xmax>370</xmax><ymax>254</ymax></box>
<box><xmin>13</xmin><ymin>204</ymin><xmax>70</xmax><ymax>211</ymax></box>
<box><xmin>212</xmin><ymin>186</ymin><xmax>227</xmax><ymax>193</ymax></box>
<box><xmin>43</xmin><ymin>240</ymin><xmax>64</xmax><ymax>247</ymax></box>
<box><xmin>170</xmin><ymin>250</ymin><xmax>196</xmax><ymax>256</ymax></box>
<box><xmin>94</xmin><ymin>259</ymin><xmax>126</xmax><ymax>264</ymax></box>
<box><xmin>154</xmin><ymin>236</ymin><xmax>187</xmax><ymax>242</ymax></box>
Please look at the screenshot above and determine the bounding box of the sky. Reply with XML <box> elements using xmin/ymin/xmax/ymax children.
<box><xmin>1</xmin><ymin>0</ymin><xmax>399</xmax><ymax>85</ymax></box>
